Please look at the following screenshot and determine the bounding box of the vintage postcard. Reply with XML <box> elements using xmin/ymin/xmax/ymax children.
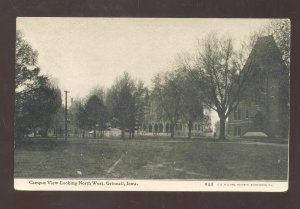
<box><xmin>14</xmin><ymin>18</ymin><xmax>289</xmax><ymax>191</ymax></box>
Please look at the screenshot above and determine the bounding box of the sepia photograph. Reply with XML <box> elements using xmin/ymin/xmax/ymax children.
<box><xmin>14</xmin><ymin>18</ymin><xmax>290</xmax><ymax>191</ymax></box>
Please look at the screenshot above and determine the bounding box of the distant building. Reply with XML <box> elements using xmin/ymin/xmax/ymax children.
<box><xmin>140</xmin><ymin>94</ymin><xmax>212</xmax><ymax>137</ymax></box>
<box><xmin>227</xmin><ymin>36</ymin><xmax>289</xmax><ymax>138</ymax></box>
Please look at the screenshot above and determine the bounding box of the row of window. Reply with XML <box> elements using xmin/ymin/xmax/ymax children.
<box><xmin>143</xmin><ymin>123</ymin><xmax>203</xmax><ymax>133</ymax></box>
<box><xmin>143</xmin><ymin>124</ymin><xmax>164</xmax><ymax>133</ymax></box>
<box><xmin>191</xmin><ymin>124</ymin><xmax>202</xmax><ymax>131</ymax></box>
<box><xmin>233</xmin><ymin>109</ymin><xmax>249</xmax><ymax>120</ymax></box>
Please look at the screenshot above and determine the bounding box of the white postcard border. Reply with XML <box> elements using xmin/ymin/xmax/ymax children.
<box><xmin>14</xmin><ymin>178</ymin><xmax>288</xmax><ymax>192</ymax></box>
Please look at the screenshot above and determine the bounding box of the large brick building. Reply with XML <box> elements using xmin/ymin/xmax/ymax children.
<box><xmin>227</xmin><ymin>36</ymin><xmax>289</xmax><ymax>138</ymax></box>
<box><xmin>140</xmin><ymin>94</ymin><xmax>212</xmax><ymax>137</ymax></box>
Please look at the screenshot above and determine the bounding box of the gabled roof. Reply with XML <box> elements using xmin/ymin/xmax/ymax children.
<box><xmin>244</xmin><ymin>35</ymin><xmax>287</xmax><ymax>76</ymax></box>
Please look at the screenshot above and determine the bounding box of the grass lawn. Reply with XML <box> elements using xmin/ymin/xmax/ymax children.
<box><xmin>14</xmin><ymin>138</ymin><xmax>288</xmax><ymax>180</ymax></box>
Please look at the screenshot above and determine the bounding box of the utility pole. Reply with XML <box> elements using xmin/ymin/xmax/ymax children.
<box><xmin>64</xmin><ymin>90</ymin><xmax>70</xmax><ymax>140</ymax></box>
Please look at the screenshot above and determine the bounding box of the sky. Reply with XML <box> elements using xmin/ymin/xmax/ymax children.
<box><xmin>17</xmin><ymin>18</ymin><xmax>270</xmax><ymax>126</ymax></box>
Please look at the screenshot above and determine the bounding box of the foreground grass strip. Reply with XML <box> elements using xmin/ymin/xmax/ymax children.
<box><xmin>14</xmin><ymin>138</ymin><xmax>288</xmax><ymax>180</ymax></box>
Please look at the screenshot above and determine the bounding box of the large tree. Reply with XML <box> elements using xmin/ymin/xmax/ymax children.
<box><xmin>180</xmin><ymin>72</ymin><xmax>204</xmax><ymax>138</ymax></box>
<box><xmin>76</xmin><ymin>102</ymin><xmax>88</xmax><ymax>138</ymax></box>
<box><xmin>191</xmin><ymin>33</ymin><xmax>253</xmax><ymax>140</ymax></box>
<box><xmin>116</xmin><ymin>84</ymin><xmax>136</xmax><ymax>138</ymax></box>
<box><xmin>16</xmin><ymin>75</ymin><xmax>62</xmax><ymax>138</ymax></box>
<box><xmin>15</xmin><ymin>31</ymin><xmax>62</xmax><ymax>140</ymax></box>
<box><xmin>132</xmin><ymin>80</ymin><xmax>148</xmax><ymax>136</ymax></box>
<box><xmin>15</xmin><ymin>30</ymin><xmax>39</xmax><ymax>90</ymax></box>
<box><xmin>15</xmin><ymin>30</ymin><xmax>40</xmax><ymax>137</ymax></box>
<box><xmin>152</xmin><ymin>66</ymin><xmax>204</xmax><ymax>139</ymax></box>
<box><xmin>106</xmin><ymin>72</ymin><xmax>146</xmax><ymax>139</ymax></box>
<box><xmin>85</xmin><ymin>95</ymin><xmax>108</xmax><ymax>138</ymax></box>
<box><xmin>173</xmin><ymin>55</ymin><xmax>205</xmax><ymax>138</ymax></box>
<box><xmin>152</xmin><ymin>71</ymin><xmax>184</xmax><ymax>138</ymax></box>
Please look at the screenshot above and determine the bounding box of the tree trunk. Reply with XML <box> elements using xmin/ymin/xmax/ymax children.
<box><xmin>219</xmin><ymin>116</ymin><xmax>226</xmax><ymax>140</ymax></box>
<box><xmin>121</xmin><ymin>130</ymin><xmax>125</xmax><ymax>139</ymax></box>
<box><xmin>188</xmin><ymin>120</ymin><xmax>192</xmax><ymax>139</ymax></box>
<box><xmin>33</xmin><ymin>128</ymin><xmax>37</xmax><ymax>137</ymax></box>
<box><xmin>41</xmin><ymin>127</ymin><xmax>48</xmax><ymax>137</ymax></box>
<box><xmin>44</xmin><ymin>128</ymin><xmax>48</xmax><ymax>137</ymax></box>
<box><xmin>93</xmin><ymin>126</ymin><xmax>96</xmax><ymax>139</ymax></box>
<box><xmin>170</xmin><ymin>123</ymin><xmax>174</xmax><ymax>138</ymax></box>
<box><xmin>82</xmin><ymin>130</ymin><xmax>85</xmax><ymax>138</ymax></box>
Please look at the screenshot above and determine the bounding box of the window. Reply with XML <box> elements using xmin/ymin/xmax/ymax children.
<box><xmin>149</xmin><ymin>124</ymin><xmax>152</xmax><ymax>133</ymax></box>
<box><xmin>234</xmin><ymin>108</ymin><xmax>241</xmax><ymax>120</ymax></box>
<box><xmin>154</xmin><ymin>124</ymin><xmax>158</xmax><ymax>132</ymax></box>
<box><xmin>166</xmin><ymin>124</ymin><xmax>170</xmax><ymax>133</ymax></box>
<box><xmin>159</xmin><ymin>124</ymin><xmax>163</xmax><ymax>133</ymax></box>
<box><xmin>234</xmin><ymin>110</ymin><xmax>237</xmax><ymax>120</ymax></box>
<box><xmin>234</xmin><ymin>127</ymin><xmax>242</xmax><ymax>136</ymax></box>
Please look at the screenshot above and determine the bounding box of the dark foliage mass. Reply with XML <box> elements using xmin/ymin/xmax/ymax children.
<box><xmin>78</xmin><ymin>95</ymin><xmax>109</xmax><ymax>139</ymax></box>
<box><xmin>15</xmin><ymin>31</ymin><xmax>62</xmax><ymax>141</ymax></box>
<box><xmin>106</xmin><ymin>72</ymin><xmax>147</xmax><ymax>139</ymax></box>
